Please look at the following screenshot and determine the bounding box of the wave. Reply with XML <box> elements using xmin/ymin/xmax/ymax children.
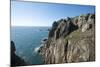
<box><xmin>33</xmin><ymin>44</ymin><xmax>43</xmax><ymax>53</ymax></box>
<box><xmin>34</xmin><ymin>47</ymin><xmax>40</xmax><ymax>53</ymax></box>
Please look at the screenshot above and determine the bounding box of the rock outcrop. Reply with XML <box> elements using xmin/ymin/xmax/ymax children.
<box><xmin>39</xmin><ymin>13</ymin><xmax>95</xmax><ymax>64</ymax></box>
<box><xmin>11</xmin><ymin>41</ymin><xmax>26</xmax><ymax>66</ymax></box>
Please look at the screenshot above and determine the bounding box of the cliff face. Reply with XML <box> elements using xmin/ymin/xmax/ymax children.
<box><xmin>39</xmin><ymin>13</ymin><xmax>95</xmax><ymax>64</ymax></box>
<box><xmin>11</xmin><ymin>41</ymin><xmax>26</xmax><ymax>66</ymax></box>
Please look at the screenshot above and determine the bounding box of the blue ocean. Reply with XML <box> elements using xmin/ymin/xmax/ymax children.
<box><xmin>11</xmin><ymin>26</ymin><xmax>49</xmax><ymax>65</ymax></box>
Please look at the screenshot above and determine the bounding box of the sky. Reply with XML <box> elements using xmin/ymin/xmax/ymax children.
<box><xmin>11</xmin><ymin>1</ymin><xmax>95</xmax><ymax>26</ymax></box>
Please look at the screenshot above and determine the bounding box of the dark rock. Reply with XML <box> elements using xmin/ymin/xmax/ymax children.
<box><xmin>41</xmin><ymin>38</ymin><xmax>48</xmax><ymax>44</ymax></box>
<box><xmin>11</xmin><ymin>41</ymin><xmax>26</xmax><ymax>66</ymax></box>
<box><xmin>49</xmin><ymin>21</ymin><xmax>59</xmax><ymax>37</ymax></box>
<box><xmin>43</xmin><ymin>38</ymin><xmax>47</xmax><ymax>41</ymax></box>
<box><xmin>11</xmin><ymin>41</ymin><xmax>16</xmax><ymax>53</ymax></box>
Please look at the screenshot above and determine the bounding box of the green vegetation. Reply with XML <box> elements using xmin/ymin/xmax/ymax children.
<box><xmin>65</xmin><ymin>29</ymin><xmax>83</xmax><ymax>43</ymax></box>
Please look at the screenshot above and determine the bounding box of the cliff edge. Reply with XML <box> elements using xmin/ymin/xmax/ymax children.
<box><xmin>38</xmin><ymin>13</ymin><xmax>95</xmax><ymax>64</ymax></box>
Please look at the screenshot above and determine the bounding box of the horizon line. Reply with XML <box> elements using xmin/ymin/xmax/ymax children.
<box><xmin>11</xmin><ymin>25</ymin><xmax>52</xmax><ymax>27</ymax></box>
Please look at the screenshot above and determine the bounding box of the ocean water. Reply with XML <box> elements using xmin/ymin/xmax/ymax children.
<box><xmin>11</xmin><ymin>26</ymin><xmax>49</xmax><ymax>65</ymax></box>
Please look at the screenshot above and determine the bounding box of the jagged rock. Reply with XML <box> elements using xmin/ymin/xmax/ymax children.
<box><xmin>81</xmin><ymin>14</ymin><xmax>95</xmax><ymax>32</ymax></box>
<box><xmin>49</xmin><ymin>21</ymin><xmax>59</xmax><ymax>37</ymax></box>
<box><xmin>39</xmin><ymin>13</ymin><xmax>95</xmax><ymax>64</ymax></box>
<box><xmin>54</xmin><ymin>18</ymin><xmax>78</xmax><ymax>39</ymax></box>
<box><xmin>77</xmin><ymin>14</ymin><xmax>88</xmax><ymax>28</ymax></box>
<box><xmin>11</xmin><ymin>41</ymin><xmax>26</xmax><ymax>66</ymax></box>
<box><xmin>82</xmin><ymin>23</ymin><xmax>91</xmax><ymax>32</ymax></box>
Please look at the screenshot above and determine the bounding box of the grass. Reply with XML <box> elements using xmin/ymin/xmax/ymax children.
<box><xmin>64</xmin><ymin>29</ymin><xmax>83</xmax><ymax>43</ymax></box>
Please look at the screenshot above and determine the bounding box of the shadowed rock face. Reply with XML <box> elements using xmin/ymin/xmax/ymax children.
<box><xmin>11</xmin><ymin>41</ymin><xmax>26</xmax><ymax>66</ymax></box>
<box><xmin>39</xmin><ymin>13</ymin><xmax>95</xmax><ymax>64</ymax></box>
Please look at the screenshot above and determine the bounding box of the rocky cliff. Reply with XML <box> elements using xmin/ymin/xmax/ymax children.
<box><xmin>11</xmin><ymin>41</ymin><xmax>26</xmax><ymax>66</ymax></box>
<box><xmin>38</xmin><ymin>13</ymin><xmax>95</xmax><ymax>64</ymax></box>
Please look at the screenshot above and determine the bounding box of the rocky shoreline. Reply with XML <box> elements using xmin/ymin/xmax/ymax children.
<box><xmin>11</xmin><ymin>41</ymin><xmax>26</xmax><ymax>66</ymax></box>
<box><xmin>38</xmin><ymin>13</ymin><xmax>95</xmax><ymax>64</ymax></box>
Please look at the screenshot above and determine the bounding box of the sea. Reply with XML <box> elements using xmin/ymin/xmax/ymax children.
<box><xmin>11</xmin><ymin>26</ymin><xmax>49</xmax><ymax>65</ymax></box>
